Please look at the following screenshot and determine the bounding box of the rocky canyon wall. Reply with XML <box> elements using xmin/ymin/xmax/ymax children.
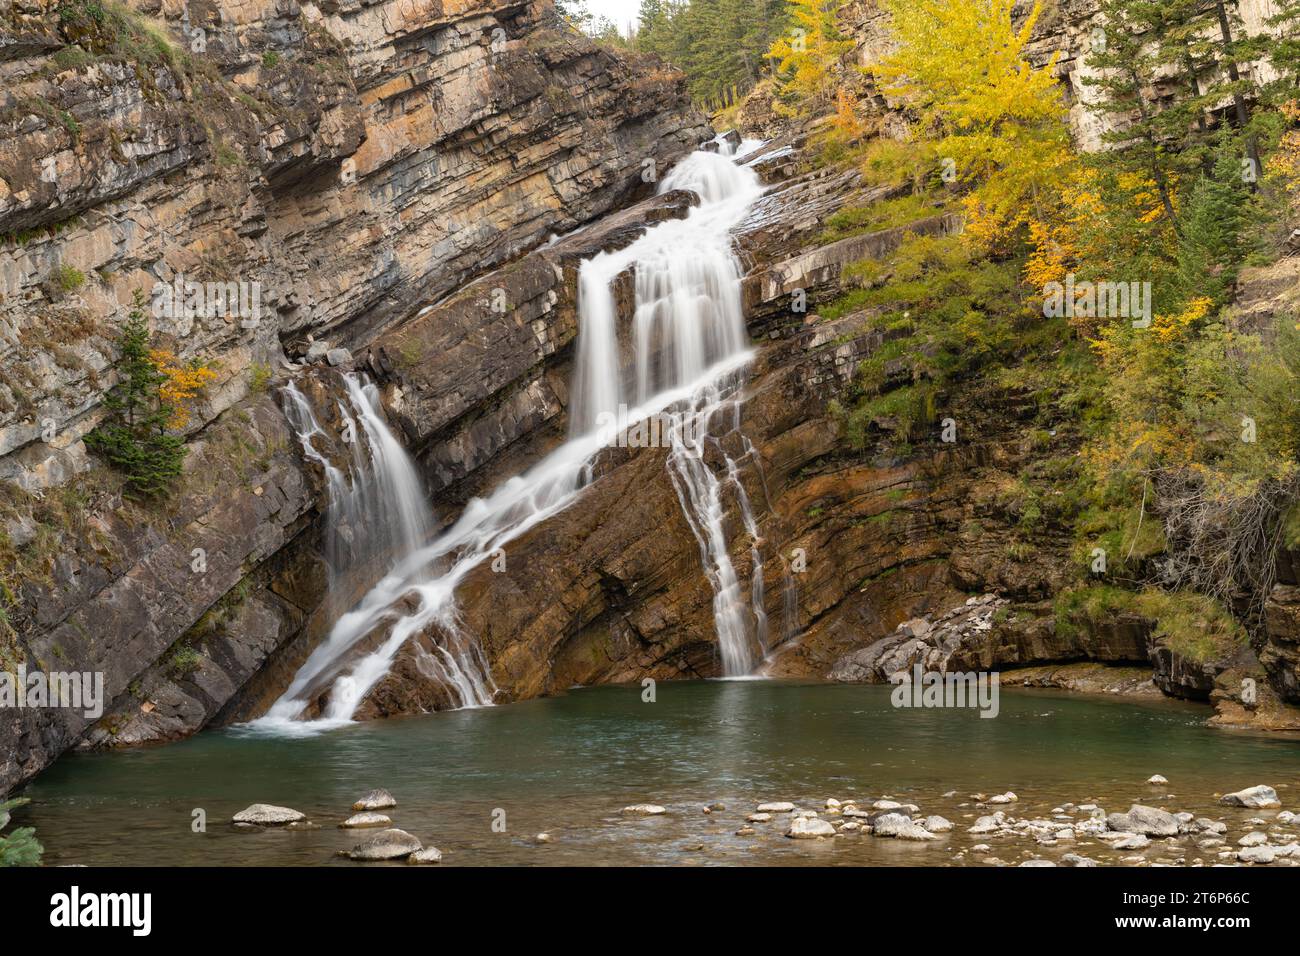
<box><xmin>0</xmin><ymin>0</ymin><xmax>710</xmax><ymax>791</ymax></box>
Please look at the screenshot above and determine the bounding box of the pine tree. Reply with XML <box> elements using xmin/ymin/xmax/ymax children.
<box><xmin>84</xmin><ymin>291</ymin><xmax>188</xmax><ymax>498</ymax></box>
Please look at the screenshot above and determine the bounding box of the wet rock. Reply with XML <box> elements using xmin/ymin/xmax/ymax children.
<box><xmin>747</xmin><ymin>812</ymin><xmax>773</xmax><ymax>823</ymax></box>
<box><xmin>1020</xmin><ymin>860</ymin><xmax>1056</xmax><ymax>867</ymax></box>
<box><xmin>1147</xmin><ymin>774</ymin><xmax>1168</xmax><ymax>786</ymax></box>
<box><xmin>825</xmin><ymin>798</ymin><xmax>842</xmax><ymax>810</ymax></box>
<box><xmin>536</xmin><ymin>833</ymin><xmax>553</xmax><ymax>844</ymax></box>
<box><xmin>1062</xmin><ymin>853</ymin><xmax>1098</xmax><ymax>867</ymax></box>
<box><xmin>621</xmin><ymin>804</ymin><xmax>667</xmax><ymax>815</ymax></box>
<box><xmin>1106</xmin><ymin>805</ymin><xmax>1180</xmax><ymax>836</ymax></box>
<box><xmin>735</xmin><ymin>826</ymin><xmax>756</xmax><ymax>836</ymax></box>
<box><xmin>348</xmin><ymin>828</ymin><xmax>422</xmax><ymax>861</ymax></box>
<box><xmin>872</xmin><ymin>812</ymin><xmax>939</xmax><ymax>840</ymax></box>
<box><xmin>325</xmin><ymin>348</ymin><xmax>353</xmax><ymax>367</ymax></box>
<box><xmin>1238</xmin><ymin>832</ymin><xmax>1269</xmax><ymax>847</ymax></box>
<box><xmin>1238</xmin><ymin>845</ymin><xmax>1278</xmax><ymax>864</ymax></box>
<box><xmin>922</xmin><ymin>815</ymin><xmax>954</xmax><ymax>833</ymax></box>
<box><xmin>352</xmin><ymin>789</ymin><xmax>397</xmax><ymax>811</ymax></box>
<box><xmin>340</xmin><ymin>812</ymin><xmax>392</xmax><ymax>829</ymax></box>
<box><xmin>970</xmin><ymin>812</ymin><xmax>1006</xmax><ymax>834</ymax></box>
<box><xmin>232</xmin><ymin>804</ymin><xmax>305</xmax><ymax>825</ymax></box>
<box><xmin>408</xmin><ymin>847</ymin><xmax>443</xmax><ymax>865</ymax></box>
<box><xmin>1220</xmin><ymin>785</ymin><xmax>1281</xmax><ymax>809</ymax></box>
<box><xmin>987</xmin><ymin>792</ymin><xmax>1018</xmax><ymax>805</ymax></box>
<box><xmin>757</xmin><ymin>802</ymin><xmax>796</xmax><ymax>813</ymax></box>
<box><xmin>786</xmin><ymin>817</ymin><xmax>837</xmax><ymax>839</ymax></box>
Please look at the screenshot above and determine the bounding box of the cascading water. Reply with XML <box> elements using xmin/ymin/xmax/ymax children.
<box><xmin>253</xmin><ymin>137</ymin><xmax>772</xmax><ymax>733</ymax></box>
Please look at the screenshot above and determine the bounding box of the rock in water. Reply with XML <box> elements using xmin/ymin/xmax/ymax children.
<box><xmin>620</xmin><ymin>804</ymin><xmax>667</xmax><ymax>815</ymax></box>
<box><xmin>1219</xmin><ymin>785</ymin><xmax>1281</xmax><ymax>809</ymax></box>
<box><xmin>786</xmin><ymin>817</ymin><xmax>837</xmax><ymax>839</ymax></box>
<box><xmin>348</xmin><ymin>828</ymin><xmax>423</xmax><ymax>861</ymax></box>
<box><xmin>922</xmin><ymin>815</ymin><xmax>954</xmax><ymax>833</ymax></box>
<box><xmin>1106</xmin><ymin>804</ymin><xmax>1180</xmax><ymax>836</ymax></box>
<box><xmin>340</xmin><ymin>812</ymin><xmax>392</xmax><ymax>828</ymax></box>
<box><xmin>757</xmin><ymin>802</ymin><xmax>796</xmax><ymax>813</ymax></box>
<box><xmin>873</xmin><ymin>812</ymin><xmax>940</xmax><ymax>841</ymax></box>
<box><xmin>1147</xmin><ymin>774</ymin><xmax>1168</xmax><ymax>786</ymax></box>
<box><xmin>408</xmin><ymin>847</ymin><xmax>443</xmax><ymax>865</ymax></box>
<box><xmin>352</xmin><ymin>789</ymin><xmax>397</xmax><ymax>811</ymax></box>
<box><xmin>1238</xmin><ymin>845</ymin><xmax>1278</xmax><ymax>864</ymax></box>
<box><xmin>231</xmin><ymin>804</ymin><xmax>305</xmax><ymax>825</ymax></box>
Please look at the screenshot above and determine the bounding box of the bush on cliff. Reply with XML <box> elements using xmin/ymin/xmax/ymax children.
<box><xmin>0</xmin><ymin>798</ymin><xmax>42</xmax><ymax>867</ymax></box>
<box><xmin>84</xmin><ymin>292</ymin><xmax>211</xmax><ymax>499</ymax></box>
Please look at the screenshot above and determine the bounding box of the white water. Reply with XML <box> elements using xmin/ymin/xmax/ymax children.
<box><xmin>253</xmin><ymin>137</ymin><xmax>770</xmax><ymax>732</ymax></box>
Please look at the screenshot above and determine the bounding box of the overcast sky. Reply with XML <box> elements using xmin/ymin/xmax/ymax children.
<box><xmin>578</xmin><ymin>0</ymin><xmax>643</xmax><ymax>34</ymax></box>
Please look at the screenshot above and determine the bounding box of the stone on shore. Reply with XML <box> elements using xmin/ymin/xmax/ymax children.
<box><xmin>1220</xmin><ymin>785</ymin><xmax>1281</xmax><ymax>809</ymax></box>
<box><xmin>232</xmin><ymin>804</ymin><xmax>305</xmax><ymax>825</ymax></box>
<box><xmin>347</xmin><ymin>828</ymin><xmax>423</xmax><ymax>861</ymax></box>
<box><xmin>352</xmin><ymin>789</ymin><xmax>397</xmax><ymax>811</ymax></box>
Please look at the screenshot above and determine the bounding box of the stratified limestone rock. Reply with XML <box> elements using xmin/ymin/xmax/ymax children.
<box><xmin>0</xmin><ymin>0</ymin><xmax>709</xmax><ymax>794</ymax></box>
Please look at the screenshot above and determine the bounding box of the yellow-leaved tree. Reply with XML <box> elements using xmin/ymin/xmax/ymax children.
<box><xmin>874</xmin><ymin>0</ymin><xmax>1076</xmax><ymax>250</ymax></box>
<box><xmin>766</xmin><ymin>0</ymin><xmax>855</xmax><ymax>112</ymax></box>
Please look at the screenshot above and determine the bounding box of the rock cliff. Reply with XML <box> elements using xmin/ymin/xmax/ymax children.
<box><xmin>0</xmin><ymin>0</ymin><xmax>710</xmax><ymax>791</ymax></box>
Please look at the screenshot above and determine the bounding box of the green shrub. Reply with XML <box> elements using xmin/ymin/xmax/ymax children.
<box><xmin>0</xmin><ymin>798</ymin><xmax>43</xmax><ymax>867</ymax></box>
<box><xmin>84</xmin><ymin>291</ymin><xmax>187</xmax><ymax>498</ymax></box>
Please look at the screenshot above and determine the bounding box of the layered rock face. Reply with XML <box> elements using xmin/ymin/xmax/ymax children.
<box><xmin>0</xmin><ymin>0</ymin><xmax>708</xmax><ymax>489</ymax></box>
<box><xmin>0</xmin><ymin>0</ymin><xmax>709</xmax><ymax>791</ymax></box>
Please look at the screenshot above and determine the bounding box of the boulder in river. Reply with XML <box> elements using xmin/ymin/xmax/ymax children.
<box><xmin>1219</xmin><ymin>785</ymin><xmax>1281</xmax><ymax>809</ymax></box>
<box><xmin>757</xmin><ymin>802</ymin><xmax>795</xmax><ymax>813</ymax></box>
<box><xmin>408</xmin><ymin>847</ymin><xmax>443</xmax><ymax>865</ymax></box>
<box><xmin>340</xmin><ymin>812</ymin><xmax>393</xmax><ymax>829</ymax></box>
<box><xmin>232</xmin><ymin>804</ymin><xmax>305</xmax><ymax>825</ymax></box>
<box><xmin>922</xmin><ymin>815</ymin><xmax>954</xmax><ymax>833</ymax></box>
<box><xmin>1106</xmin><ymin>804</ymin><xmax>1180</xmax><ymax>836</ymax></box>
<box><xmin>1238</xmin><ymin>845</ymin><xmax>1277</xmax><ymax>864</ymax></box>
<box><xmin>620</xmin><ymin>804</ymin><xmax>667</xmax><ymax>815</ymax></box>
<box><xmin>786</xmin><ymin>817</ymin><xmax>837</xmax><ymax>839</ymax></box>
<box><xmin>1147</xmin><ymin>774</ymin><xmax>1168</xmax><ymax>786</ymax></box>
<box><xmin>348</xmin><ymin>828</ymin><xmax>423</xmax><ymax>861</ymax></box>
<box><xmin>352</xmin><ymin>789</ymin><xmax>397</xmax><ymax>811</ymax></box>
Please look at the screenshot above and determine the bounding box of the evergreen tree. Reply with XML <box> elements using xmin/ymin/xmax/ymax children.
<box><xmin>84</xmin><ymin>291</ymin><xmax>188</xmax><ymax>498</ymax></box>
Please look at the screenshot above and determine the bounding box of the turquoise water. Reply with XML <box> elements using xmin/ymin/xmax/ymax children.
<box><xmin>17</xmin><ymin>680</ymin><xmax>1300</xmax><ymax>866</ymax></box>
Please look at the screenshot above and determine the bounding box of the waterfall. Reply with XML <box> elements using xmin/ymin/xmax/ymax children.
<box><xmin>251</xmin><ymin>137</ymin><xmax>771</xmax><ymax>733</ymax></box>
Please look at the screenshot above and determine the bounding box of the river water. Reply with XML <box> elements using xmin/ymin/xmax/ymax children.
<box><xmin>19</xmin><ymin>681</ymin><xmax>1300</xmax><ymax>866</ymax></box>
